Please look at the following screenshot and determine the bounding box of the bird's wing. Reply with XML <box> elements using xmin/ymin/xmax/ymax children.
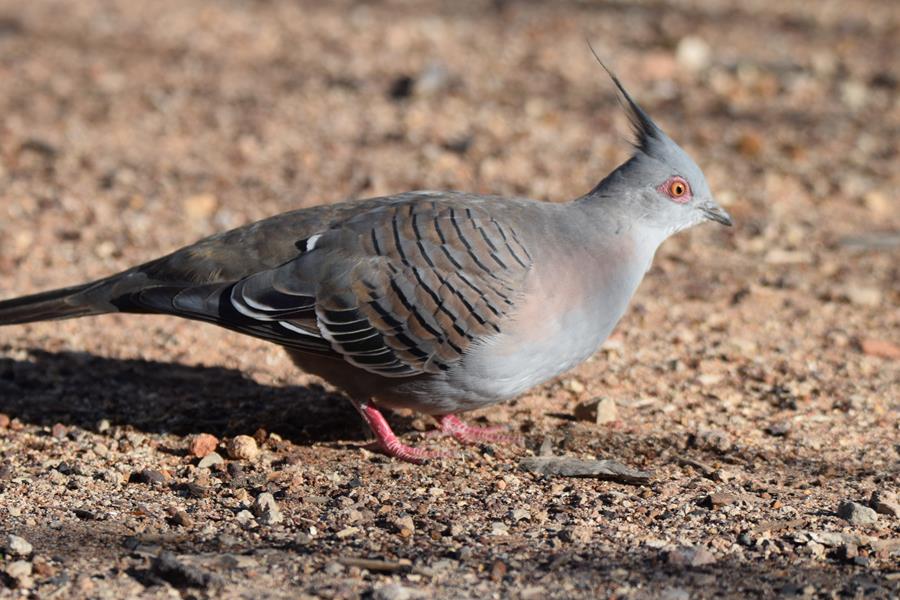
<box><xmin>127</xmin><ymin>197</ymin><xmax>534</xmax><ymax>377</ymax></box>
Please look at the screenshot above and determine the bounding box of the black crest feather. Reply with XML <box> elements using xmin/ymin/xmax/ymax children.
<box><xmin>587</xmin><ymin>41</ymin><xmax>662</xmax><ymax>152</ymax></box>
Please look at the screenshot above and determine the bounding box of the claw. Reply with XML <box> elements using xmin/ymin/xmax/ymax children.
<box><xmin>436</xmin><ymin>414</ymin><xmax>522</xmax><ymax>445</ymax></box>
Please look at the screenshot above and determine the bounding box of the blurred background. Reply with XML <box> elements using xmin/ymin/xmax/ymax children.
<box><xmin>0</xmin><ymin>1</ymin><xmax>897</xmax><ymax>598</ymax></box>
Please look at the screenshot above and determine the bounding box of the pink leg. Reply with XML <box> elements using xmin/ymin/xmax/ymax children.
<box><xmin>436</xmin><ymin>414</ymin><xmax>521</xmax><ymax>445</ymax></box>
<box><xmin>352</xmin><ymin>400</ymin><xmax>442</xmax><ymax>464</ymax></box>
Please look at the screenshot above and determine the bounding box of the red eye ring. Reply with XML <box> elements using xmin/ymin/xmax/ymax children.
<box><xmin>660</xmin><ymin>176</ymin><xmax>691</xmax><ymax>203</ymax></box>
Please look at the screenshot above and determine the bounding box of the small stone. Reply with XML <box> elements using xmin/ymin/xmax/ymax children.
<box><xmin>51</xmin><ymin>423</ymin><xmax>67</xmax><ymax>439</ymax></box>
<box><xmin>736</xmin><ymin>131</ymin><xmax>763</xmax><ymax>157</ymax></box>
<box><xmin>0</xmin><ymin>413</ymin><xmax>9</xmax><ymax>428</ymax></box>
<box><xmin>560</xmin><ymin>525</ymin><xmax>592</xmax><ymax>544</ymax></box>
<box><xmin>31</xmin><ymin>558</ymin><xmax>55</xmax><ymax>578</ymax></box>
<box><xmin>574</xmin><ymin>397</ymin><xmax>618</xmax><ymax>425</ymax></box>
<box><xmin>171</xmin><ymin>510</ymin><xmax>193</xmax><ymax>528</ymax></box>
<box><xmin>837</xmin><ymin>501</ymin><xmax>878</xmax><ymax>526</ymax></box>
<box><xmin>153</xmin><ymin>551</ymin><xmax>215</xmax><ymax>589</ymax></box>
<box><xmin>393</xmin><ymin>515</ymin><xmax>415</xmax><ymax>537</ymax></box>
<box><xmin>5</xmin><ymin>535</ymin><xmax>33</xmax><ymax>557</ymax></box>
<box><xmin>490</xmin><ymin>521</ymin><xmax>509</xmax><ymax>536</ymax></box>
<box><xmin>666</xmin><ymin>546</ymin><xmax>716</xmax><ymax>567</ymax></box>
<box><xmin>870</xmin><ymin>490</ymin><xmax>900</xmax><ymax>517</ymax></box>
<box><xmin>184</xmin><ymin>194</ymin><xmax>218</xmax><ymax>220</ymax></box>
<box><xmin>252</xmin><ymin>492</ymin><xmax>284</xmax><ymax>526</ymax></box>
<box><xmin>189</xmin><ymin>433</ymin><xmax>219</xmax><ymax>458</ymax></box>
<box><xmin>510</xmin><ymin>508</ymin><xmax>531</xmax><ymax>522</ymax></box>
<box><xmin>335</xmin><ymin>526</ymin><xmax>359</xmax><ymax>539</ymax></box>
<box><xmin>96</xmin><ymin>419</ymin><xmax>111</xmax><ymax>433</ymax></box>
<box><xmin>197</xmin><ymin>452</ymin><xmax>224</xmax><ymax>470</ymax></box>
<box><xmin>373</xmin><ymin>583</ymin><xmax>422</xmax><ymax>600</ymax></box>
<box><xmin>227</xmin><ymin>435</ymin><xmax>259</xmax><ymax>461</ymax></box>
<box><xmin>563</xmin><ymin>378</ymin><xmax>585</xmax><ymax>394</ymax></box>
<box><xmin>843</xmin><ymin>286</ymin><xmax>882</xmax><ymax>307</ymax></box>
<box><xmin>859</xmin><ymin>339</ymin><xmax>900</xmax><ymax>360</ymax></box>
<box><xmin>130</xmin><ymin>469</ymin><xmax>166</xmax><ymax>485</ymax></box>
<box><xmin>490</xmin><ymin>559</ymin><xmax>507</xmax><ymax>582</ymax></box>
<box><xmin>765</xmin><ymin>422</ymin><xmax>790</xmax><ymax>437</ymax></box>
<box><xmin>704</xmin><ymin>493</ymin><xmax>738</xmax><ymax>509</ymax></box>
<box><xmin>235</xmin><ymin>510</ymin><xmax>255</xmax><ymax>526</ymax></box>
<box><xmin>660</xmin><ymin>588</ymin><xmax>691</xmax><ymax>600</ymax></box>
<box><xmin>838</xmin><ymin>542</ymin><xmax>858</xmax><ymax>560</ymax></box>
<box><xmin>676</xmin><ymin>36</ymin><xmax>711</xmax><ymax>72</ymax></box>
<box><xmin>6</xmin><ymin>561</ymin><xmax>31</xmax><ymax>579</ymax></box>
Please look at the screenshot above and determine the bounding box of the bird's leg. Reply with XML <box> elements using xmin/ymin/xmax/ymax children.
<box><xmin>435</xmin><ymin>414</ymin><xmax>521</xmax><ymax>445</ymax></box>
<box><xmin>350</xmin><ymin>400</ymin><xmax>441</xmax><ymax>464</ymax></box>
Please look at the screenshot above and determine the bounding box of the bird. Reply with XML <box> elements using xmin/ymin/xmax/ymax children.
<box><xmin>0</xmin><ymin>58</ymin><xmax>731</xmax><ymax>463</ymax></box>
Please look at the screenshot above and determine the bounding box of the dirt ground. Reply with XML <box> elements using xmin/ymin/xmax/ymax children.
<box><xmin>0</xmin><ymin>0</ymin><xmax>898</xmax><ymax>598</ymax></box>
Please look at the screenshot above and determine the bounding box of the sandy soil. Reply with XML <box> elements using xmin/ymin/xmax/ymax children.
<box><xmin>0</xmin><ymin>0</ymin><xmax>898</xmax><ymax>598</ymax></box>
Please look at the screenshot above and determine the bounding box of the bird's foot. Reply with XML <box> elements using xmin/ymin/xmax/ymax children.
<box><xmin>434</xmin><ymin>414</ymin><xmax>521</xmax><ymax>445</ymax></box>
<box><xmin>361</xmin><ymin>439</ymin><xmax>444</xmax><ymax>464</ymax></box>
<box><xmin>354</xmin><ymin>400</ymin><xmax>445</xmax><ymax>464</ymax></box>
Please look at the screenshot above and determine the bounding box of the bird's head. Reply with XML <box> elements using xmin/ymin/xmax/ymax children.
<box><xmin>589</xmin><ymin>52</ymin><xmax>732</xmax><ymax>234</ymax></box>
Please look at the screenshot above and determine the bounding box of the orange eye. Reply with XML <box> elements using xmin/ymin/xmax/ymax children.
<box><xmin>658</xmin><ymin>176</ymin><xmax>691</xmax><ymax>202</ymax></box>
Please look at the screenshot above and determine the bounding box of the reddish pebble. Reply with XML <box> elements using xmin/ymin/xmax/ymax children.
<box><xmin>189</xmin><ymin>433</ymin><xmax>219</xmax><ymax>458</ymax></box>
<box><xmin>860</xmin><ymin>338</ymin><xmax>900</xmax><ymax>360</ymax></box>
<box><xmin>51</xmin><ymin>423</ymin><xmax>67</xmax><ymax>439</ymax></box>
<box><xmin>0</xmin><ymin>413</ymin><xmax>9</xmax><ymax>429</ymax></box>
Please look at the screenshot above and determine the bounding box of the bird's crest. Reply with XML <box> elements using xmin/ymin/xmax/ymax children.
<box><xmin>586</xmin><ymin>41</ymin><xmax>664</xmax><ymax>154</ymax></box>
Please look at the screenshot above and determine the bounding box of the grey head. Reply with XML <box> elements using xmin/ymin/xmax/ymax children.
<box><xmin>586</xmin><ymin>51</ymin><xmax>732</xmax><ymax>234</ymax></box>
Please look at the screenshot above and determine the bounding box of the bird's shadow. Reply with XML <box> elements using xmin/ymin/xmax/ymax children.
<box><xmin>0</xmin><ymin>348</ymin><xmax>410</xmax><ymax>444</ymax></box>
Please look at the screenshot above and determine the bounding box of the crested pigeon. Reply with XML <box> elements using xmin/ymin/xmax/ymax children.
<box><xmin>0</xmin><ymin>60</ymin><xmax>731</xmax><ymax>463</ymax></box>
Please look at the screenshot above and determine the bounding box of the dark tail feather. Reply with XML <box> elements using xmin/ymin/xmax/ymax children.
<box><xmin>0</xmin><ymin>280</ymin><xmax>118</xmax><ymax>325</ymax></box>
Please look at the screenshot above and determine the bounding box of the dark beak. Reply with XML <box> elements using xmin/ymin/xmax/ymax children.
<box><xmin>701</xmin><ymin>203</ymin><xmax>733</xmax><ymax>227</ymax></box>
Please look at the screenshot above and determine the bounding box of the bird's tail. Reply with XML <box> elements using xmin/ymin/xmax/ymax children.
<box><xmin>0</xmin><ymin>278</ymin><xmax>123</xmax><ymax>325</ymax></box>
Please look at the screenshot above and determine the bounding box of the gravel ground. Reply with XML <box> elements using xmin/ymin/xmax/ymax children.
<box><xmin>0</xmin><ymin>1</ymin><xmax>898</xmax><ymax>598</ymax></box>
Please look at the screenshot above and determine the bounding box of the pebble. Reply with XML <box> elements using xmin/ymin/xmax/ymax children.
<box><xmin>171</xmin><ymin>510</ymin><xmax>194</xmax><ymax>528</ymax></box>
<box><xmin>574</xmin><ymin>397</ymin><xmax>618</xmax><ymax>425</ymax></box>
<box><xmin>705</xmin><ymin>493</ymin><xmax>738</xmax><ymax>509</ymax></box>
<box><xmin>665</xmin><ymin>546</ymin><xmax>716</xmax><ymax>567</ymax></box>
<box><xmin>843</xmin><ymin>286</ymin><xmax>882</xmax><ymax>307</ymax></box>
<box><xmin>51</xmin><ymin>423</ymin><xmax>67</xmax><ymax>439</ymax></box>
<box><xmin>0</xmin><ymin>413</ymin><xmax>9</xmax><ymax>428</ymax></box>
<box><xmin>393</xmin><ymin>515</ymin><xmax>415</xmax><ymax>537</ymax></box>
<box><xmin>252</xmin><ymin>492</ymin><xmax>284</xmax><ymax>525</ymax></box>
<box><xmin>676</xmin><ymin>36</ymin><xmax>711</xmax><ymax>72</ymax></box>
<box><xmin>870</xmin><ymin>490</ymin><xmax>899</xmax><ymax>517</ymax></box>
<box><xmin>227</xmin><ymin>435</ymin><xmax>259</xmax><ymax>461</ymax></box>
<box><xmin>859</xmin><ymin>339</ymin><xmax>900</xmax><ymax>360</ymax></box>
<box><xmin>561</xmin><ymin>525</ymin><xmax>592</xmax><ymax>544</ymax></box>
<box><xmin>235</xmin><ymin>510</ymin><xmax>255</xmax><ymax>526</ymax></box>
<box><xmin>335</xmin><ymin>526</ymin><xmax>359</xmax><ymax>539</ymax></box>
<box><xmin>837</xmin><ymin>501</ymin><xmax>878</xmax><ymax>526</ymax></box>
<box><xmin>5</xmin><ymin>535</ymin><xmax>33</xmax><ymax>557</ymax></box>
<box><xmin>184</xmin><ymin>194</ymin><xmax>218</xmax><ymax>220</ymax></box>
<box><xmin>189</xmin><ymin>433</ymin><xmax>219</xmax><ymax>458</ymax></box>
<box><xmin>510</xmin><ymin>508</ymin><xmax>531</xmax><ymax>522</ymax></box>
<box><xmin>197</xmin><ymin>452</ymin><xmax>224</xmax><ymax>470</ymax></box>
<box><xmin>373</xmin><ymin>583</ymin><xmax>422</xmax><ymax>600</ymax></box>
<box><xmin>131</xmin><ymin>469</ymin><xmax>166</xmax><ymax>486</ymax></box>
<box><xmin>6</xmin><ymin>560</ymin><xmax>33</xmax><ymax>588</ymax></box>
<box><xmin>153</xmin><ymin>551</ymin><xmax>215</xmax><ymax>589</ymax></box>
<box><xmin>563</xmin><ymin>378</ymin><xmax>585</xmax><ymax>394</ymax></box>
<box><xmin>6</xmin><ymin>560</ymin><xmax>32</xmax><ymax>578</ymax></box>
